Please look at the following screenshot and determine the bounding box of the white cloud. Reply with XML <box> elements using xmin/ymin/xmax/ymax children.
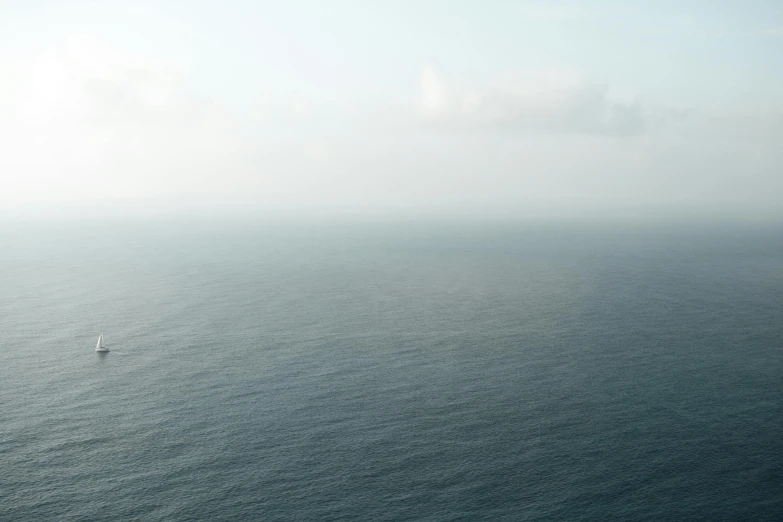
<box><xmin>417</xmin><ymin>65</ymin><xmax>648</xmax><ymax>136</ymax></box>
<box><xmin>760</xmin><ymin>27</ymin><xmax>783</xmax><ymax>38</ymax></box>
<box><xmin>290</xmin><ymin>96</ymin><xmax>312</xmax><ymax>120</ymax></box>
<box><xmin>0</xmin><ymin>36</ymin><xmax>241</xmax><ymax>210</ymax></box>
<box><xmin>419</xmin><ymin>64</ymin><xmax>449</xmax><ymax>113</ymax></box>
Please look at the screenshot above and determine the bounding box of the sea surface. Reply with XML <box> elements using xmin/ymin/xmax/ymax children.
<box><xmin>1</xmin><ymin>219</ymin><xmax>782</xmax><ymax>521</ymax></box>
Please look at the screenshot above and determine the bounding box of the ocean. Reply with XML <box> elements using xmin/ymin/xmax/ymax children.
<box><xmin>1</xmin><ymin>219</ymin><xmax>781</xmax><ymax>521</ymax></box>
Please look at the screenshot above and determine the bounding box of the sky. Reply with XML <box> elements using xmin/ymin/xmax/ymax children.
<box><xmin>1</xmin><ymin>0</ymin><xmax>782</xmax><ymax>221</ymax></box>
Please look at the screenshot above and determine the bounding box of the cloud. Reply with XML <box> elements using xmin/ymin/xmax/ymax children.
<box><xmin>419</xmin><ymin>64</ymin><xmax>450</xmax><ymax>112</ymax></box>
<box><xmin>290</xmin><ymin>96</ymin><xmax>312</xmax><ymax>120</ymax></box>
<box><xmin>0</xmin><ymin>36</ymin><xmax>245</xmax><ymax>208</ymax></box>
<box><xmin>417</xmin><ymin>65</ymin><xmax>648</xmax><ymax>136</ymax></box>
<box><xmin>760</xmin><ymin>27</ymin><xmax>783</xmax><ymax>38</ymax></box>
<box><xmin>1</xmin><ymin>35</ymin><xmax>189</xmax><ymax>133</ymax></box>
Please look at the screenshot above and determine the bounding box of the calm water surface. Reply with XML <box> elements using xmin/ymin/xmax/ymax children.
<box><xmin>1</xmin><ymin>221</ymin><xmax>782</xmax><ymax>520</ymax></box>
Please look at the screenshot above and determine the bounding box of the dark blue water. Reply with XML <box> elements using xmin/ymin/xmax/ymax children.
<box><xmin>2</xmin><ymin>220</ymin><xmax>782</xmax><ymax>520</ymax></box>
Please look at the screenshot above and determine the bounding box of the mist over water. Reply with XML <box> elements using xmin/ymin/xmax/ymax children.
<box><xmin>1</xmin><ymin>220</ymin><xmax>782</xmax><ymax>520</ymax></box>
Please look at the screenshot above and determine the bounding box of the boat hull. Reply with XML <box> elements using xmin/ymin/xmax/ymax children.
<box><xmin>95</xmin><ymin>348</ymin><xmax>109</xmax><ymax>352</ymax></box>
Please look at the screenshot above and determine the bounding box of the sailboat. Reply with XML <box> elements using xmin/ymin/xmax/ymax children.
<box><xmin>95</xmin><ymin>332</ymin><xmax>108</xmax><ymax>352</ymax></box>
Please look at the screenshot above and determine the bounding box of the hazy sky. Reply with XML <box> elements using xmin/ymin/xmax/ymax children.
<box><xmin>1</xmin><ymin>0</ymin><xmax>782</xmax><ymax>220</ymax></box>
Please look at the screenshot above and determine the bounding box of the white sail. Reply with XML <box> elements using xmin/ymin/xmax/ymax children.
<box><xmin>95</xmin><ymin>332</ymin><xmax>108</xmax><ymax>352</ymax></box>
